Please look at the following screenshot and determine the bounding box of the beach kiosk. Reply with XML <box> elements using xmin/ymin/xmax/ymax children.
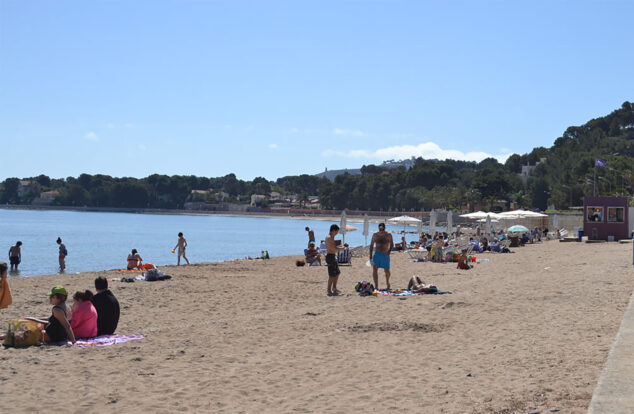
<box><xmin>583</xmin><ymin>196</ymin><xmax>630</xmax><ymax>241</ymax></box>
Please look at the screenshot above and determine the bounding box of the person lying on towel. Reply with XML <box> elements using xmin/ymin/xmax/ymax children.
<box><xmin>407</xmin><ymin>276</ymin><xmax>438</xmax><ymax>294</ymax></box>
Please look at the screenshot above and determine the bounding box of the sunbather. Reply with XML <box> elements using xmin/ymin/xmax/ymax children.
<box><xmin>127</xmin><ymin>249</ymin><xmax>143</xmax><ymax>270</ymax></box>
<box><xmin>407</xmin><ymin>276</ymin><xmax>437</xmax><ymax>293</ymax></box>
<box><xmin>305</xmin><ymin>242</ymin><xmax>322</xmax><ymax>266</ymax></box>
<box><xmin>457</xmin><ymin>250</ymin><xmax>472</xmax><ymax>270</ymax></box>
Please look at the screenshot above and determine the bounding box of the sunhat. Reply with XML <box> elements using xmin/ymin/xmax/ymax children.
<box><xmin>47</xmin><ymin>286</ymin><xmax>67</xmax><ymax>296</ymax></box>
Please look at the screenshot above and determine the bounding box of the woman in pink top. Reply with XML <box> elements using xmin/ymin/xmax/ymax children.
<box><xmin>71</xmin><ymin>290</ymin><xmax>98</xmax><ymax>339</ymax></box>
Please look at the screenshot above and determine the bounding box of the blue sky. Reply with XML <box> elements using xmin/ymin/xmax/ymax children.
<box><xmin>1</xmin><ymin>0</ymin><xmax>632</xmax><ymax>182</ymax></box>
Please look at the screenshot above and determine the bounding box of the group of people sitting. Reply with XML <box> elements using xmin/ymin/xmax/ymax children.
<box><xmin>28</xmin><ymin>276</ymin><xmax>120</xmax><ymax>344</ymax></box>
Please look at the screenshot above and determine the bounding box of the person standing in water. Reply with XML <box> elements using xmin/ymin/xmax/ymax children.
<box><xmin>8</xmin><ymin>241</ymin><xmax>22</xmax><ymax>271</ymax></box>
<box><xmin>173</xmin><ymin>232</ymin><xmax>190</xmax><ymax>265</ymax></box>
<box><xmin>305</xmin><ymin>227</ymin><xmax>315</xmax><ymax>248</ymax></box>
<box><xmin>56</xmin><ymin>237</ymin><xmax>67</xmax><ymax>272</ymax></box>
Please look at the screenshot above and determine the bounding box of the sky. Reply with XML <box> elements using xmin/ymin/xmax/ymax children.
<box><xmin>1</xmin><ymin>0</ymin><xmax>633</xmax><ymax>182</ymax></box>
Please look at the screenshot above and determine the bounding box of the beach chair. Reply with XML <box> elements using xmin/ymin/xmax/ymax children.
<box><xmin>337</xmin><ymin>247</ymin><xmax>352</xmax><ymax>266</ymax></box>
<box><xmin>407</xmin><ymin>248</ymin><xmax>428</xmax><ymax>262</ymax></box>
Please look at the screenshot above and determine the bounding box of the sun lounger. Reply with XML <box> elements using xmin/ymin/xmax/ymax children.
<box><xmin>337</xmin><ymin>247</ymin><xmax>352</xmax><ymax>265</ymax></box>
<box><xmin>407</xmin><ymin>248</ymin><xmax>428</xmax><ymax>262</ymax></box>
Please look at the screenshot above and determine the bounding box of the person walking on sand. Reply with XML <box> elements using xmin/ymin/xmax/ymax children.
<box><xmin>0</xmin><ymin>262</ymin><xmax>13</xmax><ymax>310</ymax></box>
<box><xmin>57</xmin><ymin>237</ymin><xmax>67</xmax><ymax>272</ymax></box>
<box><xmin>305</xmin><ymin>227</ymin><xmax>315</xmax><ymax>247</ymax></box>
<box><xmin>8</xmin><ymin>241</ymin><xmax>22</xmax><ymax>271</ymax></box>
<box><xmin>325</xmin><ymin>224</ymin><xmax>341</xmax><ymax>296</ymax></box>
<box><xmin>173</xmin><ymin>232</ymin><xmax>190</xmax><ymax>265</ymax></box>
<box><xmin>369</xmin><ymin>223</ymin><xmax>394</xmax><ymax>291</ymax></box>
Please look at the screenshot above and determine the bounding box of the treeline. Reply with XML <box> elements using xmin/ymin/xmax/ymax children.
<box><xmin>0</xmin><ymin>173</ymin><xmax>327</xmax><ymax>209</ymax></box>
<box><xmin>1</xmin><ymin>102</ymin><xmax>633</xmax><ymax>211</ymax></box>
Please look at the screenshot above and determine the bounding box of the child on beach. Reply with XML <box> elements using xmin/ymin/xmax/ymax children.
<box><xmin>8</xmin><ymin>241</ymin><xmax>22</xmax><ymax>271</ymax></box>
<box><xmin>457</xmin><ymin>250</ymin><xmax>472</xmax><ymax>270</ymax></box>
<box><xmin>173</xmin><ymin>232</ymin><xmax>190</xmax><ymax>265</ymax></box>
<box><xmin>57</xmin><ymin>237</ymin><xmax>67</xmax><ymax>272</ymax></box>
<box><xmin>0</xmin><ymin>262</ymin><xmax>12</xmax><ymax>310</ymax></box>
<box><xmin>325</xmin><ymin>224</ymin><xmax>341</xmax><ymax>296</ymax></box>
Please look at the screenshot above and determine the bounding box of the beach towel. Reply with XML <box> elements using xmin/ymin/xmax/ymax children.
<box><xmin>46</xmin><ymin>334</ymin><xmax>145</xmax><ymax>347</ymax></box>
<box><xmin>374</xmin><ymin>289</ymin><xmax>452</xmax><ymax>296</ymax></box>
<box><xmin>74</xmin><ymin>334</ymin><xmax>144</xmax><ymax>347</ymax></box>
<box><xmin>0</xmin><ymin>277</ymin><xmax>12</xmax><ymax>309</ymax></box>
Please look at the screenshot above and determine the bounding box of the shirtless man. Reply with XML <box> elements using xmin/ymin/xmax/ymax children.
<box><xmin>325</xmin><ymin>224</ymin><xmax>341</xmax><ymax>296</ymax></box>
<box><xmin>369</xmin><ymin>223</ymin><xmax>394</xmax><ymax>290</ymax></box>
<box><xmin>305</xmin><ymin>227</ymin><xmax>315</xmax><ymax>248</ymax></box>
<box><xmin>8</xmin><ymin>241</ymin><xmax>22</xmax><ymax>271</ymax></box>
<box><xmin>173</xmin><ymin>232</ymin><xmax>190</xmax><ymax>265</ymax></box>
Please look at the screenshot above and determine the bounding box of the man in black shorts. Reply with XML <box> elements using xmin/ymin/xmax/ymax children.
<box><xmin>325</xmin><ymin>224</ymin><xmax>341</xmax><ymax>296</ymax></box>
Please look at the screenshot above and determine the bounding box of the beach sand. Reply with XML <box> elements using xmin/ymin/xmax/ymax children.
<box><xmin>1</xmin><ymin>240</ymin><xmax>632</xmax><ymax>413</ymax></box>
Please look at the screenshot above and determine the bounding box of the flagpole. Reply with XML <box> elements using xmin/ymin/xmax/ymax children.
<box><xmin>593</xmin><ymin>164</ymin><xmax>596</xmax><ymax>196</ymax></box>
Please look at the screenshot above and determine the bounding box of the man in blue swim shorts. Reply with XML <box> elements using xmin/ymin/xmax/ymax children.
<box><xmin>369</xmin><ymin>223</ymin><xmax>394</xmax><ymax>290</ymax></box>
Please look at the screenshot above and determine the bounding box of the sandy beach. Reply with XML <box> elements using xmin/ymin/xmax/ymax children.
<box><xmin>1</xmin><ymin>240</ymin><xmax>632</xmax><ymax>413</ymax></box>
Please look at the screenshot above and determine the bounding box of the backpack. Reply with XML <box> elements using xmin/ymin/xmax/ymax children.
<box><xmin>63</xmin><ymin>247</ymin><xmax>68</xmax><ymax>256</ymax></box>
<box><xmin>355</xmin><ymin>281</ymin><xmax>375</xmax><ymax>296</ymax></box>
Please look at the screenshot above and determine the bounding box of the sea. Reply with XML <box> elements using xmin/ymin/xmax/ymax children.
<box><xmin>0</xmin><ymin>209</ymin><xmax>439</xmax><ymax>277</ymax></box>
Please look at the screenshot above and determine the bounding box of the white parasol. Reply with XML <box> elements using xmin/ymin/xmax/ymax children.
<box><xmin>339</xmin><ymin>210</ymin><xmax>347</xmax><ymax>245</ymax></box>
<box><xmin>429</xmin><ymin>210</ymin><xmax>437</xmax><ymax>235</ymax></box>
<box><xmin>362</xmin><ymin>214</ymin><xmax>370</xmax><ymax>246</ymax></box>
<box><xmin>446</xmin><ymin>210</ymin><xmax>453</xmax><ymax>234</ymax></box>
<box><xmin>387</xmin><ymin>215</ymin><xmax>422</xmax><ymax>233</ymax></box>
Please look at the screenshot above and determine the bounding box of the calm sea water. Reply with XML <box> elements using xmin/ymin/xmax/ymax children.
<box><xmin>0</xmin><ymin>209</ymin><xmax>437</xmax><ymax>277</ymax></box>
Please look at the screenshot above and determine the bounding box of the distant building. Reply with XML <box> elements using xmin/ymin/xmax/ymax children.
<box><xmin>32</xmin><ymin>190</ymin><xmax>59</xmax><ymax>205</ymax></box>
<box><xmin>519</xmin><ymin>158</ymin><xmax>546</xmax><ymax>184</ymax></box>
<box><xmin>250</xmin><ymin>194</ymin><xmax>267</xmax><ymax>206</ymax></box>
<box><xmin>17</xmin><ymin>180</ymin><xmax>33</xmax><ymax>198</ymax></box>
<box><xmin>583</xmin><ymin>196</ymin><xmax>631</xmax><ymax>240</ymax></box>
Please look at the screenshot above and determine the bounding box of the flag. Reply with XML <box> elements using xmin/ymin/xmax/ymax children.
<box><xmin>595</xmin><ymin>158</ymin><xmax>606</xmax><ymax>167</ymax></box>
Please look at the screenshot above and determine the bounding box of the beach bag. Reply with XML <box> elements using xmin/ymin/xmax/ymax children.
<box><xmin>145</xmin><ymin>268</ymin><xmax>159</xmax><ymax>281</ymax></box>
<box><xmin>3</xmin><ymin>319</ymin><xmax>43</xmax><ymax>347</ymax></box>
<box><xmin>355</xmin><ymin>281</ymin><xmax>375</xmax><ymax>296</ymax></box>
<box><xmin>295</xmin><ymin>260</ymin><xmax>305</xmax><ymax>267</ymax></box>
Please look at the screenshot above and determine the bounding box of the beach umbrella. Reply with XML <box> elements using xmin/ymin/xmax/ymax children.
<box><xmin>485</xmin><ymin>214</ymin><xmax>491</xmax><ymax>234</ymax></box>
<box><xmin>362</xmin><ymin>214</ymin><xmax>370</xmax><ymax>246</ymax></box>
<box><xmin>339</xmin><ymin>210</ymin><xmax>347</xmax><ymax>245</ymax></box>
<box><xmin>552</xmin><ymin>214</ymin><xmax>559</xmax><ymax>230</ymax></box>
<box><xmin>429</xmin><ymin>210</ymin><xmax>437</xmax><ymax>235</ymax></box>
<box><xmin>387</xmin><ymin>215</ymin><xmax>422</xmax><ymax>233</ymax></box>
<box><xmin>460</xmin><ymin>211</ymin><xmax>503</xmax><ymax>220</ymax></box>
<box><xmin>507</xmin><ymin>224</ymin><xmax>530</xmax><ymax>233</ymax></box>
<box><xmin>459</xmin><ymin>211</ymin><xmax>487</xmax><ymax>219</ymax></box>
<box><xmin>446</xmin><ymin>210</ymin><xmax>453</xmax><ymax>234</ymax></box>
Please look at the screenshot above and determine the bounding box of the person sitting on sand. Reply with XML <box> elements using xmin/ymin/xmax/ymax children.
<box><xmin>305</xmin><ymin>242</ymin><xmax>322</xmax><ymax>266</ymax></box>
<box><xmin>29</xmin><ymin>286</ymin><xmax>76</xmax><ymax>344</ymax></box>
<box><xmin>127</xmin><ymin>249</ymin><xmax>143</xmax><ymax>270</ymax></box>
<box><xmin>407</xmin><ymin>276</ymin><xmax>438</xmax><ymax>293</ymax></box>
<box><xmin>457</xmin><ymin>250</ymin><xmax>472</xmax><ymax>270</ymax></box>
<box><xmin>71</xmin><ymin>290</ymin><xmax>98</xmax><ymax>339</ymax></box>
<box><xmin>91</xmin><ymin>276</ymin><xmax>120</xmax><ymax>336</ymax></box>
<box><xmin>482</xmin><ymin>237</ymin><xmax>489</xmax><ymax>251</ymax></box>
